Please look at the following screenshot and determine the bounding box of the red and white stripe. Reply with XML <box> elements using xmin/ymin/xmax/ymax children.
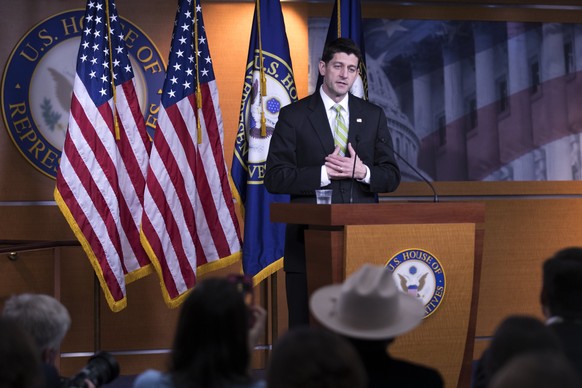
<box><xmin>55</xmin><ymin>76</ymin><xmax>151</xmax><ymax>312</ymax></box>
<box><xmin>141</xmin><ymin>80</ymin><xmax>241</xmax><ymax>307</ymax></box>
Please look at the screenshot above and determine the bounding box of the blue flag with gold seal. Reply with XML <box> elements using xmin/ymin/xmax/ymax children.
<box><xmin>317</xmin><ymin>0</ymin><xmax>368</xmax><ymax>99</ymax></box>
<box><xmin>231</xmin><ymin>0</ymin><xmax>297</xmax><ymax>283</ymax></box>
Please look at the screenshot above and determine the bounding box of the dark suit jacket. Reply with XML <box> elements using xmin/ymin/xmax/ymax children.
<box><xmin>43</xmin><ymin>363</ymin><xmax>62</xmax><ymax>388</ymax></box>
<box><xmin>354</xmin><ymin>344</ymin><xmax>443</xmax><ymax>388</ymax></box>
<box><xmin>549</xmin><ymin>320</ymin><xmax>582</xmax><ymax>375</ymax></box>
<box><xmin>265</xmin><ymin>92</ymin><xmax>401</xmax><ymax>272</ymax></box>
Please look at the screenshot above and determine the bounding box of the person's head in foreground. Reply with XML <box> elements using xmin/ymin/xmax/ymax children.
<box><xmin>168</xmin><ymin>276</ymin><xmax>264</xmax><ymax>388</ymax></box>
<box><xmin>266</xmin><ymin>326</ymin><xmax>366</xmax><ymax>388</ymax></box>
<box><xmin>309</xmin><ymin>263</ymin><xmax>425</xmax><ymax>342</ymax></box>
<box><xmin>2</xmin><ymin>293</ymin><xmax>71</xmax><ymax>365</ymax></box>
<box><xmin>488</xmin><ymin>351</ymin><xmax>581</xmax><ymax>388</ymax></box>
<box><xmin>541</xmin><ymin>247</ymin><xmax>582</xmax><ymax>320</ymax></box>
<box><xmin>309</xmin><ymin>264</ymin><xmax>444</xmax><ymax>388</ymax></box>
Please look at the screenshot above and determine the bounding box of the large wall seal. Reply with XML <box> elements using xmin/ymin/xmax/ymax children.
<box><xmin>2</xmin><ymin>9</ymin><xmax>165</xmax><ymax>178</ymax></box>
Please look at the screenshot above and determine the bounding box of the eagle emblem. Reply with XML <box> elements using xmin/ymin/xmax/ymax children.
<box><xmin>398</xmin><ymin>268</ymin><xmax>428</xmax><ymax>299</ymax></box>
<box><xmin>386</xmin><ymin>249</ymin><xmax>446</xmax><ymax>318</ymax></box>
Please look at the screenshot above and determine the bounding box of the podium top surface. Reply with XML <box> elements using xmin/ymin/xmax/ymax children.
<box><xmin>270</xmin><ymin>202</ymin><xmax>485</xmax><ymax>226</ymax></box>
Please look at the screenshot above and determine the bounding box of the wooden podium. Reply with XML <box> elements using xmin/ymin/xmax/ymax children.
<box><xmin>271</xmin><ymin>202</ymin><xmax>485</xmax><ymax>388</ymax></box>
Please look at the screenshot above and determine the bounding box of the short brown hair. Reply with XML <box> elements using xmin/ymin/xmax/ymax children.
<box><xmin>321</xmin><ymin>38</ymin><xmax>362</xmax><ymax>65</ymax></box>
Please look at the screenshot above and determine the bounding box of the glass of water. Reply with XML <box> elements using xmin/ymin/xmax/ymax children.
<box><xmin>315</xmin><ymin>189</ymin><xmax>332</xmax><ymax>204</ymax></box>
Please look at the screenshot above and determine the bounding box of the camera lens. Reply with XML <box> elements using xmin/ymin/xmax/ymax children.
<box><xmin>65</xmin><ymin>351</ymin><xmax>120</xmax><ymax>388</ymax></box>
<box><xmin>85</xmin><ymin>352</ymin><xmax>120</xmax><ymax>386</ymax></box>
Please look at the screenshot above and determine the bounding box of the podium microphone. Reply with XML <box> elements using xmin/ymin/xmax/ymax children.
<box><xmin>349</xmin><ymin>135</ymin><xmax>360</xmax><ymax>204</ymax></box>
<box><xmin>380</xmin><ymin>137</ymin><xmax>439</xmax><ymax>203</ymax></box>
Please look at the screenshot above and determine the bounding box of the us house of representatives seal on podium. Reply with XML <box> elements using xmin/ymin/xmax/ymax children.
<box><xmin>386</xmin><ymin>248</ymin><xmax>446</xmax><ymax>318</ymax></box>
<box><xmin>2</xmin><ymin>9</ymin><xmax>165</xmax><ymax>178</ymax></box>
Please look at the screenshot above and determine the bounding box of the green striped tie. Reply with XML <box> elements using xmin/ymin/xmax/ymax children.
<box><xmin>333</xmin><ymin>104</ymin><xmax>348</xmax><ymax>156</ymax></box>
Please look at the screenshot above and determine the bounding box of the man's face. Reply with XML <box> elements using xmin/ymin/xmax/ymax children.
<box><xmin>319</xmin><ymin>52</ymin><xmax>359</xmax><ymax>102</ymax></box>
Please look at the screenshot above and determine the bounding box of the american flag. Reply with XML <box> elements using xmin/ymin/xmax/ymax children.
<box><xmin>54</xmin><ymin>0</ymin><xmax>152</xmax><ymax>312</ymax></box>
<box><xmin>140</xmin><ymin>0</ymin><xmax>242</xmax><ymax>307</ymax></box>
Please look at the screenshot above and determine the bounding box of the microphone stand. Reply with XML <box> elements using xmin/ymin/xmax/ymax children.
<box><xmin>349</xmin><ymin>135</ymin><xmax>360</xmax><ymax>204</ymax></box>
<box><xmin>382</xmin><ymin>137</ymin><xmax>439</xmax><ymax>203</ymax></box>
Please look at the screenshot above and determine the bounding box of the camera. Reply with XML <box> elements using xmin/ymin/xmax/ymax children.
<box><xmin>62</xmin><ymin>351</ymin><xmax>120</xmax><ymax>388</ymax></box>
<box><xmin>227</xmin><ymin>274</ymin><xmax>256</xmax><ymax>327</ymax></box>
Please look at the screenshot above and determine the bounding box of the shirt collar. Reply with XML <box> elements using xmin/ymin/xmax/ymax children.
<box><xmin>319</xmin><ymin>86</ymin><xmax>349</xmax><ymax>113</ymax></box>
<box><xmin>546</xmin><ymin>316</ymin><xmax>564</xmax><ymax>325</ymax></box>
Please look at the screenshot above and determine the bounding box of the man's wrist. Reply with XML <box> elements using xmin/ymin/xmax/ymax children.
<box><xmin>357</xmin><ymin>165</ymin><xmax>370</xmax><ymax>183</ymax></box>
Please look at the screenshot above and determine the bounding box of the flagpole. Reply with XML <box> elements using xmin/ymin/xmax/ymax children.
<box><xmin>104</xmin><ymin>0</ymin><xmax>120</xmax><ymax>140</ymax></box>
<box><xmin>270</xmin><ymin>273</ymin><xmax>278</xmax><ymax>345</ymax></box>
<box><xmin>256</xmin><ymin>0</ymin><xmax>267</xmax><ymax>137</ymax></box>
<box><xmin>337</xmin><ymin>0</ymin><xmax>341</xmax><ymax>37</ymax></box>
<box><xmin>94</xmin><ymin>273</ymin><xmax>101</xmax><ymax>352</ymax></box>
<box><xmin>255</xmin><ymin>0</ymin><xmax>274</xmax><ymax>343</ymax></box>
<box><xmin>193</xmin><ymin>2</ymin><xmax>203</xmax><ymax>144</ymax></box>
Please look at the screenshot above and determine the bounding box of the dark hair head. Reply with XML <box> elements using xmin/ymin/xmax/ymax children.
<box><xmin>489</xmin><ymin>351</ymin><xmax>581</xmax><ymax>388</ymax></box>
<box><xmin>169</xmin><ymin>277</ymin><xmax>251</xmax><ymax>388</ymax></box>
<box><xmin>321</xmin><ymin>38</ymin><xmax>362</xmax><ymax>65</ymax></box>
<box><xmin>267</xmin><ymin>327</ymin><xmax>367</xmax><ymax>388</ymax></box>
<box><xmin>541</xmin><ymin>247</ymin><xmax>582</xmax><ymax>318</ymax></box>
<box><xmin>0</xmin><ymin>318</ymin><xmax>43</xmax><ymax>388</ymax></box>
<box><xmin>484</xmin><ymin>315</ymin><xmax>563</xmax><ymax>380</ymax></box>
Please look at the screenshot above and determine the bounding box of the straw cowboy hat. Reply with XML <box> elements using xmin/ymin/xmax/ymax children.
<box><xmin>309</xmin><ymin>264</ymin><xmax>425</xmax><ymax>340</ymax></box>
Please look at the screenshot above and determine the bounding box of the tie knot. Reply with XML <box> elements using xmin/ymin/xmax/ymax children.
<box><xmin>333</xmin><ymin>104</ymin><xmax>342</xmax><ymax>114</ymax></box>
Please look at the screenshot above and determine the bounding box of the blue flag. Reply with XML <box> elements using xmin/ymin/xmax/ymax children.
<box><xmin>317</xmin><ymin>0</ymin><xmax>368</xmax><ymax>99</ymax></box>
<box><xmin>231</xmin><ymin>0</ymin><xmax>297</xmax><ymax>282</ymax></box>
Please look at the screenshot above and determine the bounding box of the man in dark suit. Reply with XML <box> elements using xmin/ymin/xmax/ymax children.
<box><xmin>265</xmin><ymin>38</ymin><xmax>401</xmax><ymax>328</ymax></box>
<box><xmin>541</xmin><ymin>247</ymin><xmax>582</xmax><ymax>376</ymax></box>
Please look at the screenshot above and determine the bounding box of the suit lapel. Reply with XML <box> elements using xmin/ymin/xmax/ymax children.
<box><xmin>307</xmin><ymin>93</ymin><xmax>334</xmax><ymax>152</ymax></box>
<box><xmin>348</xmin><ymin>94</ymin><xmax>364</xmax><ymax>147</ymax></box>
<box><xmin>305</xmin><ymin>93</ymin><xmax>365</xmax><ymax>155</ymax></box>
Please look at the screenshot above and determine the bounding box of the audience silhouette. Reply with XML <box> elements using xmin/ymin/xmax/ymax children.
<box><xmin>541</xmin><ymin>247</ymin><xmax>582</xmax><ymax>375</ymax></box>
<box><xmin>472</xmin><ymin>315</ymin><xmax>564</xmax><ymax>388</ymax></box>
<box><xmin>0</xmin><ymin>317</ymin><xmax>43</xmax><ymax>388</ymax></box>
<box><xmin>2</xmin><ymin>293</ymin><xmax>71</xmax><ymax>388</ymax></box>
<box><xmin>267</xmin><ymin>326</ymin><xmax>366</xmax><ymax>388</ymax></box>
<box><xmin>133</xmin><ymin>276</ymin><xmax>266</xmax><ymax>388</ymax></box>
<box><xmin>488</xmin><ymin>351</ymin><xmax>581</xmax><ymax>388</ymax></box>
<box><xmin>10</xmin><ymin>247</ymin><xmax>582</xmax><ymax>388</ymax></box>
<box><xmin>309</xmin><ymin>264</ymin><xmax>443</xmax><ymax>388</ymax></box>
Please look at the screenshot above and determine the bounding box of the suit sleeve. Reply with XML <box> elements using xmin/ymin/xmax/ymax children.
<box><xmin>264</xmin><ymin>105</ymin><xmax>323</xmax><ymax>195</ymax></box>
<box><xmin>362</xmin><ymin>104</ymin><xmax>401</xmax><ymax>193</ymax></box>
